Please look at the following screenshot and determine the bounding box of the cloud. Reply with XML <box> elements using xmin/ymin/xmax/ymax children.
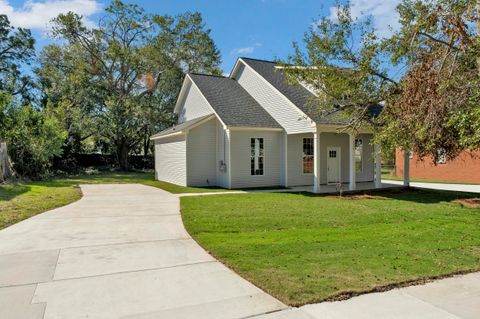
<box><xmin>329</xmin><ymin>0</ymin><xmax>401</xmax><ymax>37</ymax></box>
<box><xmin>230</xmin><ymin>42</ymin><xmax>262</xmax><ymax>56</ymax></box>
<box><xmin>230</xmin><ymin>46</ymin><xmax>255</xmax><ymax>55</ymax></box>
<box><xmin>0</xmin><ymin>0</ymin><xmax>102</xmax><ymax>31</ymax></box>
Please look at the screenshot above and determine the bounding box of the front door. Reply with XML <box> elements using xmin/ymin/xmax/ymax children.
<box><xmin>327</xmin><ymin>147</ymin><xmax>341</xmax><ymax>184</ymax></box>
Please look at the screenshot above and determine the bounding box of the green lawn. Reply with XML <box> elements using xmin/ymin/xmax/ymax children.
<box><xmin>0</xmin><ymin>171</ymin><xmax>227</xmax><ymax>230</ymax></box>
<box><xmin>181</xmin><ymin>189</ymin><xmax>480</xmax><ymax>306</ymax></box>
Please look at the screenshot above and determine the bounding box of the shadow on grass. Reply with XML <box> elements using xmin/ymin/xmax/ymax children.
<box><xmin>0</xmin><ymin>184</ymin><xmax>31</xmax><ymax>201</ymax></box>
<box><xmin>292</xmin><ymin>187</ymin><xmax>480</xmax><ymax>205</ymax></box>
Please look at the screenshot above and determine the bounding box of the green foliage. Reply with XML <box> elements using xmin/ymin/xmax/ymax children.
<box><xmin>0</xmin><ymin>94</ymin><xmax>66</xmax><ymax>178</ymax></box>
<box><xmin>285</xmin><ymin>4</ymin><xmax>398</xmax><ymax>130</ymax></box>
<box><xmin>0</xmin><ymin>14</ymin><xmax>35</xmax><ymax>100</ymax></box>
<box><xmin>286</xmin><ymin>0</ymin><xmax>480</xmax><ymax>162</ymax></box>
<box><xmin>46</xmin><ymin>0</ymin><xmax>221</xmax><ymax>170</ymax></box>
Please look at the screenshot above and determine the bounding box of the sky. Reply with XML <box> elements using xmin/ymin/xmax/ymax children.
<box><xmin>0</xmin><ymin>0</ymin><xmax>401</xmax><ymax>74</ymax></box>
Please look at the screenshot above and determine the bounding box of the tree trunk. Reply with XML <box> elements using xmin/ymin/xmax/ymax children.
<box><xmin>0</xmin><ymin>141</ymin><xmax>14</xmax><ymax>183</ymax></box>
<box><xmin>143</xmin><ymin>136</ymin><xmax>150</xmax><ymax>161</ymax></box>
<box><xmin>116</xmin><ymin>142</ymin><xmax>130</xmax><ymax>171</ymax></box>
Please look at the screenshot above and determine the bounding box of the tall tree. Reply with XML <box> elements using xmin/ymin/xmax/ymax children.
<box><xmin>50</xmin><ymin>0</ymin><xmax>221</xmax><ymax>170</ymax></box>
<box><xmin>0</xmin><ymin>15</ymin><xmax>35</xmax><ymax>100</ymax></box>
<box><xmin>0</xmin><ymin>14</ymin><xmax>36</xmax><ymax>181</ymax></box>
<box><xmin>284</xmin><ymin>1</ymin><xmax>480</xmax><ymax>162</ymax></box>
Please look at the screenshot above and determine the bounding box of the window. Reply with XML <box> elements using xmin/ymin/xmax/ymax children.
<box><xmin>436</xmin><ymin>148</ymin><xmax>447</xmax><ymax>164</ymax></box>
<box><xmin>354</xmin><ymin>138</ymin><xmax>363</xmax><ymax>172</ymax></box>
<box><xmin>250</xmin><ymin>138</ymin><xmax>264</xmax><ymax>175</ymax></box>
<box><xmin>303</xmin><ymin>138</ymin><xmax>314</xmax><ymax>174</ymax></box>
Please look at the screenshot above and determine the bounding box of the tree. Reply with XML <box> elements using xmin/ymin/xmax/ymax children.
<box><xmin>0</xmin><ymin>14</ymin><xmax>35</xmax><ymax>181</ymax></box>
<box><xmin>284</xmin><ymin>4</ymin><xmax>399</xmax><ymax>131</ymax></box>
<box><xmin>379</xmin><ymin>0</ymin><xmax>480</xmax><ymax>161</ymax></box>
<box><xmin>36</xmin><ymin>44</ymin><xmax>101</xmax><ymax>170</ymax></box>
<box><xmin>0</xmin><ymin>92</ymin><xmax>66</xmax><ymax>179</ymax></box>
<box><xmin>50</xmin><ymin>0</ymin><xmax>221</xmax><ymax>170</ymax></box>
<box><xmin>284</xmin><ymin>1</ymin><xmax>480</xmax><ymax>163</ymax></box>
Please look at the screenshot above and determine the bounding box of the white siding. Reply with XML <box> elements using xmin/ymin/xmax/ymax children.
<box><xmin>216</xmin><ymin>122</ymin><xmax>230</xmax><ymax>188</ymax></box>
<box><xmin>234</xmin><ymin>63</ymin><xmax>315</xmax><ymax>134</ymax></box>
<box><xmin>186</xmin><ymin>118</ymin><xmax>217</xmax><ymax>186</ymax></box>
<box><xmin>154</xmin><ymin>135</ymin><xmax>186</xmax><ymax>186</ymax></box>
<box><xmin>230</xmin><ymin>130</ymin><xmax>282</xmax><ymax>188</ymax></box>
<box><xmin>355</xmin><ymin>134</ymin><xmax>375</xmax><ymax>182</ymax></box>
<box><xmin>318</xmin><ymin>132</ymin><xmax>374</xmax><ymax>184</ymax></box>
<box><xmin>176</xmin><ymin>81</ymin><xmax>213</xmax><ymax>123</ymax></box>
<box><xmin>287</xmin><ymin>133</ymin><xmax>315</xmax><ymax>186</ymax></box>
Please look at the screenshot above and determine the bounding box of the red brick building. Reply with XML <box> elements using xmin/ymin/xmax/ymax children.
<box><xmin>395</xmin><ymin>149</ymin><xmax>480</xmax><ymax>183</ymax></box>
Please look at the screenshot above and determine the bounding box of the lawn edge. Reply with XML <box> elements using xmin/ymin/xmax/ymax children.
<box><xmin>179</xmin><ymin>194</ymin><xmax>480</xmax><ymax>307</ymax></box>
<box><xmin>0</xmin><ymin>185</ymin><xmax>83</xmax><ymax>230</ymax></box>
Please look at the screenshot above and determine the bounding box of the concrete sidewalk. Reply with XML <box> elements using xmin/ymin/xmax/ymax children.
<box><xmin>385</xmin><ymin>180</ymin><xmax>480</xmax><ymax>193</ymax></box>
<box><xmin>1</xmin><ymin>183</ymin><xmax>478</xmax><ymax>319</ymax></box>
<box><xmin>0</xmin><ymin>184</ymin><xmax>286</xmax><ymax>319</ymax></box>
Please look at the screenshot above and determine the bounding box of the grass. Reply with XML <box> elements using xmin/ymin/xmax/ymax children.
<box><xmin>0</xmin><ymin>181</ymin><xmax>82</xmax><ymax>230</ymax></box>
<box><xmin>0</xmin><ymin>171</ymin><xmax>228</xmax><ymax>230</ymax></box>
<box><xmin>181</xmin><ymin>189</ymin><xmax>480</xmax><ymax>306</ymax></box>
<box><xmin>382</xmin><ymin>173</ymin><xmax>480</xmax><ymax>185</ymax></box>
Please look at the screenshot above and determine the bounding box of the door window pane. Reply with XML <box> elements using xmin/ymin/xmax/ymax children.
<box><xmin>250</xmin><ymin>138</ymin><xmax>264</xmax><ymax>175</ymax></box>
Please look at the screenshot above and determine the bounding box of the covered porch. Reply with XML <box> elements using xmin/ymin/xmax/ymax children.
<box><xmin>283</xmin><ymin>126</ymin><xmax>383</xmax><ymax>193</ymax></box>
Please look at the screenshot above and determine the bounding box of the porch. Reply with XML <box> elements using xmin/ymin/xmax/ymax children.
<box><xmin>284</xmin><ymin>128</ymin><xmax>383</xmax><ymax>193</ymax></box>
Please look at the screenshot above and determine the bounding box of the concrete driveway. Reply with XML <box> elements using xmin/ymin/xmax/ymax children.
<box><xmin>0</xmin><ymin>184</ymin><xmax>286</xmax><ymax>319</ymax></box>
<box><xmin>385</xmin><ymin>180</ymin><xmax>480</xmax><ymax>193</ymax></box>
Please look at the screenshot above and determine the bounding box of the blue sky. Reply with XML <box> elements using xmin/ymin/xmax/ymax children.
<box><xmin>0</xmin><ymin>0</ymin><xmax>401</xmax><ymax>73</ymax></box>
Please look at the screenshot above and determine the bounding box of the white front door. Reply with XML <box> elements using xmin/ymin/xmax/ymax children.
<box><xmin>327</xmin><ymin>147</ymin><xmax>341</xmax><ymax>184</ymax></box>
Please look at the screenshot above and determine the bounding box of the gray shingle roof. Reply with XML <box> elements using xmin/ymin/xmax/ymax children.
<box><xmin>189</xmin><ymin>73</ymin><xmax>281</xmax><ymax>128</ymax></box>
<box><xmin>240</xmin><ymin>57</ymin><xmax>382</xmax><ymax>125</ymax></box>
<box><xmin>151</xmin><ymin>114</ymin><xmax>214</xmax><ymax>139</ymax></box>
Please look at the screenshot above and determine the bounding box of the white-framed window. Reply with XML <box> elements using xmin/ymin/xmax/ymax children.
<box><xmin>354</xmin><ymin>138</ymin><xmax>363</xmax><ymax>173</ymax></box>
<box><xmin>303</xmin><ymin>138</ymin><xmax>314</xmax><ymax>174</ymax></box>
<box><xmin>436</xmin><ymin>148</ymin><xmax>447</xmax><ymax>164</ymax></box>
<box><xmin>250</xmin><ymin>138</ymin><xmax>264</xmax><ymax>175</ymax></box>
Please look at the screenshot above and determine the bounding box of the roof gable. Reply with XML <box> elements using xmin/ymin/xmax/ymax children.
<box><xmin>188</xmin><ymin>73</ymin><xmax>281</xmax><ymax>129</ymax></box>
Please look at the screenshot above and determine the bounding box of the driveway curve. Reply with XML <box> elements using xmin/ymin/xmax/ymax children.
<box><xmin>0</xmin><ymin>184</ymin><xmax>286</xmax><ymax>319</ymax></box>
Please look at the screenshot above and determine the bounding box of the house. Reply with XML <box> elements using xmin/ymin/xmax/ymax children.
<box><xmin>151</xmin><ymin>57</ymin><xmax>383</xmax><ymax>191</ymax></box>
<box><xmin>395</xmin><ymin>149</ymin><xmax>480</xmax><ymax>184</ymax></box>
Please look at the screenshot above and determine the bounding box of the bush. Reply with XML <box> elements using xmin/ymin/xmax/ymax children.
<box><xmin>0</xmin><ymin>94</ymin><xmax>67</xmax><ymax>179</ymax></box>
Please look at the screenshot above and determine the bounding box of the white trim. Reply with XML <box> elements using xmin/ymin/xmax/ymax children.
<box><xmin>226</xmin><ymin>129</ymin><xmax>232</xmax><ymax>189</ymax></box>
<box><xmin>150</xmin><ymin>115</ymin><xmax>216</xmax><ymax>140</ymax></box>
<box><xmin>313</xmin><ymin>131</ymin><xmax>320</xmax><ymax>193</ymax></box>
<box><xmin>327</xmin><ymin>146</ymin><xmax>342</xmax><ymax>185</ymax></box>
<box><xmin>228</xmin><ymin>126</ymin><xmax>283</xmax><ymax>132</ymax></box>
<box><xmin>173</xmin><ymin>76</ymin><xmax>190</xmax><ymax>114</ymax></box>
<box><xmin>374</xmin><ymin>143</ymin><xmax>382</xmax><ymax>188</ymax></box>
<box><xmin>150</xmin><ymin>132</ymin><xmax>184</xmax><ymax>141</ymax></box>
<box><xmin>237</xmin><ymin>58</ymin><xmax>317</xmax><ymax>131</ymax></box>
<box><xmin>348</xmin><ymin>133</ymin><xmax>356</xmax><ymax>190</ymax></box>
<box><xmin>283</xmin><ymin>132</ymin><xmax>288</xmax><ymax>187</ymax></box>
<box><xmin>354</xmin><ymin>137</ymin><xmax>364</xmax><ymax>173</ymax></box>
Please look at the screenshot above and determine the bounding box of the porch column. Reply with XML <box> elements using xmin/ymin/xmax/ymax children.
<box><xmin>374</xmin><ymin>144</ymin><xmax>382</xmax><ymax>188</ymax></box>
<box><xmin>349</xmin><ymin>132</ymin><xmax>356</xmax><ymax>191</ymax></box>
<box><xmin>283</xmin><ymin>133</ymin><xmax>288</xmax><ymax>188</ymax></box>
<box><xmin>403</xmin><ymin>149</ymin><xmax>410</xmax><ymax>187</ymax></box>
<box><xmin>313</xmin><ymin>131</ymin><xmax>321</xmax><ymax>193</ymax></box>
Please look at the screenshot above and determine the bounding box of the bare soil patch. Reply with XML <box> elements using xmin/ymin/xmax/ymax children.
<box><xmin>454</xmin><ymin>198</ymin><xmax>480</xmax><ymax>208</ymax></box>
